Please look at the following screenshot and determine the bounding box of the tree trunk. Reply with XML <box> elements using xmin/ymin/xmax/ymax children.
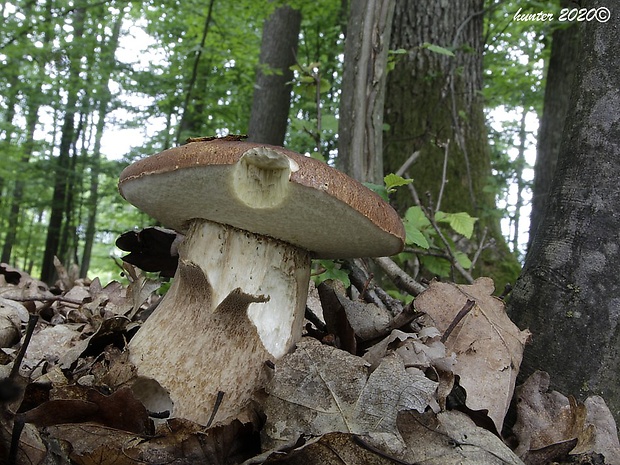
<box><xmin>383</xmin><ymin>0</ymin><xmax>519</xmax><ymax>287</ymax></box>
<box><xmin>247</xmin><ymin>4</ymin><xmax>301</xmax><ymax>146</ymax></box>
<box><xmin>337</xmin><ymin>0</ymin><xmax>394</xmax><ymax>183</ymax></box>
<box><xmin>527</xmin><ymin>9</ymin><xmax>579</xmax><ymax>251</ymax></box>
<box><xmin>40</xmin><ymin>7</ymin><xmax>86</xmax><ymax>284</ymax></box>
<box><xmin>508</xmin><ymin>1</ymin><xmax>620</xmax><ymax>418</ymax></box>
<box><xmin>1</xmin><ymin>100</ymin><xmax>39</xmax><ymax>264</ymax></box>
<box><xmin>175</xmin><ymin>0</ymin><xmax>216</xmax><ymax>144</ymax></box>
<box><xmin>81</xmin><ymin>14</ymin><xmax>123</xmax><ymax>278</ymax></box>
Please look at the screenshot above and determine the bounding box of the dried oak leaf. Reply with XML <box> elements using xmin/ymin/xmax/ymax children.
<box><xmin>513</xmin><ymin>371</ymin><xmax>620</xmax><ymax>463</ymax></box>
<box><xmin>414</xmin><ymin>277</ymin><xmax>531</xmax><ymax>432</ymax></box>
<box><xmin>395</xmin><ymin>410</ymin><xmax>524</xmax><ymax>464</ymax></box>
<box><xmin>46</xmin><ymin>418</ymin><xmax>257</xmax><ymax>465</ymax></box>
<box><xmin>263</xmin><ymin>338</ymin><xmax>437</xmax><ymax>444</ymax></box>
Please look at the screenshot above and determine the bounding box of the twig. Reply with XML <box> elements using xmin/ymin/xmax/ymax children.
<box><xmin>2</xmin><ymin>295</ymin><xmax>86</xmax><ymax>305</ymax></box>
<box><xmin>404</xmin><ymin>169</ymin><xmax>477</xmax><ymax>284</ymax></box>
<box><xmin>395</xmin><ymin>150</ymin><xmax>421</xmax><ymax>177</ymax></box>
<box><xmin>441</xmin><ymin>299</ymin><xmax>475</xmax><ymax>343</ymax></box>
<box><xmin>206</xmin><ymin>391</ymin><xmax>225</xmax><ymax>428</ymax></box>
<box><xmin>435</xmin><ymin>140</ymin><xmax>450</xmax><ymax>213</ymax></box>
<box><xmin>373</xmin><ymin>257</ymin><xmax>426</xmax><ymax>296</ymax></box>
<box><xmin>426</xmin><ymin>210</ymin><xmax>475</xmax><ymax>284</ymax></box>
<box><xmin>10</xmin><ymin>313</ymin><xmax>40</xmax><ymax>380</ymax></box>
<box><xmin>470</xmin><ymin>227</ymin><xmax>488</xmax><ymax>270</ymax></box>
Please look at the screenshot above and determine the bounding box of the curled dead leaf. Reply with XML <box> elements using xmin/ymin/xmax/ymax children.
<box><xmin>414</xmin><ymin>277</ymin><xmax>531</xmax><ymax>432</ymax></box>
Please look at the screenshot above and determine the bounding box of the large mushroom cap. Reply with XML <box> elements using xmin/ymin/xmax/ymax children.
<box><xmin>119</xmin><ymin>139</ymin><xmax>405</xmax><ymax>258</ymax></box>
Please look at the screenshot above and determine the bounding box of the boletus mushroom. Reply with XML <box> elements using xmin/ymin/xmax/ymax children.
<box><xmin>118</xmin><ymin>138</ymin><xmax>405</xmax><ymax>426</ymax></box>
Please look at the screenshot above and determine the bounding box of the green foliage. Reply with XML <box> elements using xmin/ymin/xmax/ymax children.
<box><xmin>421</xmin><ymin>42</ymin><xmax>455</xmax><ymax>57</ymax></box>
<box><xmin>312</xmin><ymin>260</ymin><xmax>350</xmax><ymax>288</ymax></box>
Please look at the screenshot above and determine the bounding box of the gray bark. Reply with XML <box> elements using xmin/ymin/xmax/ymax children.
<box><xmin>337</xmin><ymin>0</ymin><xmax>394</xmax><ymax>183</ymax></box>
<box><xmin>528</xmin><ymin>12</ymin><xmax>580</xmax><ymax>251</ymax></box>
<box><xmin>247</xmin><ymin>5</ymin><xmax>301</xmax><ymax>146</ymax></box>
<box><xmin>508</xmin><ymin>1</ymin><xmax>620</xmax><ymax>419</ymax></box>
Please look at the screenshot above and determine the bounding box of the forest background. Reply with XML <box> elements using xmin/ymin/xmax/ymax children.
<box><xmin>0</xmin><ymin>0</ymin><xmax>559</xmax><ymax>287</ymax></box>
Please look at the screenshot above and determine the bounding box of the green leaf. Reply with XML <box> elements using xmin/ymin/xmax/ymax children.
<box><xmin>454</xmin><ymin>251</ymin><xmax>472</xmax><ymax>270</ymax></box>
<box><xmin>319</xmin><ymin>78</ymin><xmax>332</xmax><ymax>93</ymax></box>
<box><xmin>404</xmin><ymin>206</ymin><xmax>431</xmax><ymax>229</ymax></box>
<box><xmin>405</xmin><ymin>223</ymin><xmax>429</xmax><ymax>249</ymax></box>
<box><xmin>363</xmin><ymin>182</ymin><xmax>389</xmax><ymax>201</ymax></box>
<box><xmin>422</xmin><ymin>42</ymin><xmax>455</xmax><ymax>57</ymax></box>
<box><xmin>313</xmin><ymin>260</ymin><xmax>350</xmax><ymax>288</ymax></box>
<box><xmin>435</xmin><ymin>211</ymin><xmax>477</xmax><ymax>239</ymax></box>
<box><xmin>383</xmin><ymin>173</ymin><xmax>413</xmax><ymax>193</ymax></box>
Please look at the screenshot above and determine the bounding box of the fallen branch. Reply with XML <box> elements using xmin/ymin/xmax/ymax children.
<box><xmin>373</xmin><ymin>256</ymin><xmax>426</xmax><ymax>296</ymax></box>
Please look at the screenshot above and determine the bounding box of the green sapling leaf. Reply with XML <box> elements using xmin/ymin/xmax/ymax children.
<box><xmin>384</xmin><ymin>174</ymin><xmax>413</xmax><ymax>193</ymax></box>
<box><xmin>363</xmin><ymin>182</ymin><xmax>389</xmax><ymax>201</ymax></box>
<box><xmin>435</xmin><ymin>211</ymin><xmax>477</xmax><ymax>239</ymax></box>
<box><xmin>454</xmin><ymin>251</ymin><xmax>472</xmax><ymax>269</ymax></box>
<box><xmin>422</xmin><ymin>42</ymin><xmax>455</xmax><ymax>57</ymax></box>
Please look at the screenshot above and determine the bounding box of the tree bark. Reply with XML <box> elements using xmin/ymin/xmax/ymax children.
<box><xmin>80</xmin><ymin>13</ymin><xmax>123</xmax><ymax>278</ymax></box>
<box><xmin>383</xmin><ymin>0</ymin><xmax>519</xmax><ymax>286</ymax></box>
<box><xmin>508</xmin><ymin>1</ymin><xmax>620</xmax><ymax>418</ymax></box>
<box><xmin>528</xmin><ymin>11</ymin><xmax>580</xmax><ymax>251</ymax></box>
<box><xmin>247</xmin><ymin>4</ymin><xmax>301</xmax><ymax>146</ymax></box>
<box><xmin>40</xmin><ymin>7</ymin><xmax>86</xmax><ymax>284</ymax></box>
<box><xmin>337</xmin><ymin>0</ymin><xmax>394</xmax><ymax>183</ymax></box>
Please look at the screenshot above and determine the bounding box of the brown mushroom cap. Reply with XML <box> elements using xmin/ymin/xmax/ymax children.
<box><xmin>119</xmin><ymin>139</ymin><xmax>405</xmax><ymax>259</ymax></box>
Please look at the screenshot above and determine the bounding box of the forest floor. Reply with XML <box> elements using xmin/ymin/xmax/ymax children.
<box><xmin>0</xmin><ymin>259</ymin><xmax>618</xmax><ymax>465</ymax></box>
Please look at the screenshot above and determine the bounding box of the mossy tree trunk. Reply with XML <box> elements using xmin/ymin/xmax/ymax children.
<box><xmin>383</xmin><ymin>0</ymin><xmax>519</xmax><ymax>287</ymax></box>
<box><xmin>508</xmin><ymin>0</ymin><xmax>620</xmax><ymax>419</ymax></box>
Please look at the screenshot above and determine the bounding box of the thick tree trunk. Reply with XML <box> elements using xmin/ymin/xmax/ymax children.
<box><xmin>247</xmin><ymin>4</ymin><xmax>301</xmax><ymax>146</ymax></box>
<box><xmin>337</xmin><ymin>0</ymin><xmax>394</xmax><ymax>183</ymax></box>
<box><xmin>508</xmin><ymin>1</ymin><xmax>620</xmax><ymax>418</ymax></box>
<box><xmin>383</xmin><ymin>0</ymin><xmax>519</xmax><ymax>286</ymax></box>
<box><xmin>528</xmin><ymin>11</ymin><xmax>579</xmax><ymax>251</ymax></box>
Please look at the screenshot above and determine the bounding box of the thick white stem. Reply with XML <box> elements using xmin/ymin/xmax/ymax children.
<box><xmin>129</xmin><ymin>220</ymin><xmax>311</xmax><ymax>426</ymax></box>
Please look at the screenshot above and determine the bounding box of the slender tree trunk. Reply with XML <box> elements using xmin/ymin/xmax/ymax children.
<box><xmin>528</xmin><ymin>7</ymin><xmax>579</xmax><ymax>251</ymax></box>
<box><xmin>337</xmin><ymin>0</ymin><xmax>394</xmax><ymax>183</ymax></box>
<box><xmin>511</xmin><ymin>107</ymin><xmax>527</xmax><ymax>255</ymax></box>
<box><xmin>383</xmin><ymin>0</ymin><xmax>519</xmax><ymax>287</ymax></box>
<box><xmin>176</xmin><ymin>0</ymin><xmax>216</xmax><ymax>144</ymax></box>
<box><xmin>1</xmin><ymin>101</ymin><xmax>39</xmax><ymax>263</ymax></box>
<box><xmin>81</xmin><ymin>14</ymin><xmax>123</xmax><ymax>278</ymax></box>
<box><xmin>508</xmin><ymin>1</ymin><xmax>620</xmax><ymax>418</ymax></box>
<box><xmin>247</xmin><ymin>4</ymin><xmax>301</xmax><ymax>146</ymax></box>
<box><xmin>41</xmin><ymin>7</ymin><xmax>86</xmax><ymax>283</ymax></box>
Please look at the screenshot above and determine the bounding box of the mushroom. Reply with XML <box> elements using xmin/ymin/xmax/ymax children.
<box><xmin>118</xmin><ymin>138</ymin><xmax>405</xmax><ymax>426</ymax></box>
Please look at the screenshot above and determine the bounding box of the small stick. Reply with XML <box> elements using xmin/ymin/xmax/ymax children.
<box><xmin>441</xmin><ymin>299</ymin><xmax>475</xmax><ymax>343</ymax></box>
<box><xmin>205</xmin><ymin>391</ymin><xmax>225</xmax><ymax>428</ymax></box>
<box><xmin>10</xmin><ymin>313</ymin><xmax>40</xmax><ymax>380</ymax></box>
<box><xmin>395</xmin><ymin>150</ymin><xmax>421</xmax><ymax>177</ymax></box>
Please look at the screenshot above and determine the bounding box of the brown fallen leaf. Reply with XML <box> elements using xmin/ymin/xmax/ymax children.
<box><xmin>20</xmin><ymin>387</ymin><xmax>150</xmax><ymax>434</ymax></box>
<box><xmin>46</xmin><ymin>418</ymin><xmax>258</xmax><ymax>465</ymax></box>
<box><xmin>513</xmin><ymin>371</ymin><xmax>620</xmax><ymax>463</ymax></box>
<box><xmin>395</xmin><ymin>410</ymin><xmax>524</xmax><ymax>464</ymax></box>
<box><xmin>414</xmin><ymin>277</ymin><xmax>531</xmax><ymax>432</ymax></box>
<box><xmin>263</xmin><ymin>338</ymin><xmax>437</xmax><ymax>446</ymax></box>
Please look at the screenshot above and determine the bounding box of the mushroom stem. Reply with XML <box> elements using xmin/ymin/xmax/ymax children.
<box><xmin>129</xmin><ymin>219</ymin><xmax>311</xmax><ymax>425</ymax></box>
